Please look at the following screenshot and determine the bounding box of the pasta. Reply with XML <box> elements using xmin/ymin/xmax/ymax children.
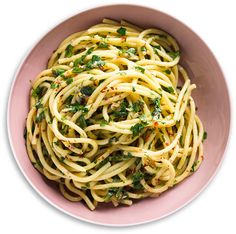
<box><xmin>25</xmin><ymin>19</ymin><xmax>206</xmax><ymax>210</ymax></box>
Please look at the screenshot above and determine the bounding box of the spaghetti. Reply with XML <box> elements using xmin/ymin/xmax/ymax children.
<box><xmin>25</xmin><ymin>19</ymin><xmax>205</xmax><ymax>210</ymax></box>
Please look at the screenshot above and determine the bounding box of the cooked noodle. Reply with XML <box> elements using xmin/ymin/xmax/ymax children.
<box><xmin>25</xmin><ymin>19</ymin><xmax>205</xmax><ymax>210</ymax></box>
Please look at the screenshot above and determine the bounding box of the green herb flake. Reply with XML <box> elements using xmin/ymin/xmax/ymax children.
<box><xmin>135</xmin><ymin>66</ymin><xmax>145</xmax><ymax>74</ymax></box>
<box><xmin>33</xmin><ymin>159</ymin><xmax>43</xmax><ymax>168</ymax></box>
<box><xmin>32</xmin><ymin>86</ymin><xmax>44</xmax><ymax>98</ymax></box>
<box><xmin>132</xmin><ymin>86</ymin><xmax>136</xmax><ymax>92</ymax></box>
<box><xmin>151</xmin><ymin>97</ymin><xmax>161</xmax><ymax>119</ymax></box>
<box><xmin>132</xmin><ymin>171</ymin><xmax>144</xmax><ymax>190</ymax></box>
<box><xmin>35</xmin><ymin>111</ymin><xmax>45</xmax><ymax>123</ymax></box>
<box><xmin>98</xmin><ymin>42</ymin><xmax>109</xmax><ymax>48</ymax></box>
<box><xmin>81</xmin><ymin>186</ymin><xmax>88</xmax><ymax>191</ymax></box>
<box><xmin>130</xmin><ymin>122</ymin><xmax>147</xmax><ymax>137</ymax></box>
<box><xmin>52</xmin><ymin>68</ymin><xmax>66</xmax><ymax>77</ymax></box>
<box><xmin>109</xmin><ymin>152</ymin><xmax>133</xmax><ymax>162</ymax></box>
<box><xmin>86</xmin><ymin>55</ymin><xmax>105</xmax><ymax>69</ymax></box>
<box><xmin>167</xmin><ymin>51</ymin><xmax>180</xmax><ymax>59</ymax></box>
<box><xmin>202</xmin><ymin>131</ymin><xmax>207</xmax><ymax>142</ymax></box>
<box><xmin>72</xmin><ymin>67</ymin><xmax>85</xmax><ymax>74</ymax></box>
<box><xmin>78</xmin><ymin>115</ymin><xmax>87</xmax><ymax>129</ymax></box>
<box><xmin>66</xmin><ymin>78</ymin><xmax>73</xmax><ymax>85</ymax></box>
<box><xmin>161</xmin><ymin>85</ymin><xmax>175</xmax><ymax>94</ymax></box>
<box><xmin>68</xmin><ymin>103</ymin><xmax>88</xmax><ymax>113</ymax></box>
<box><xmin>126</xmin><ymin>48</ymin><xmax>136</xmax><ymax>56</ymax></box>
<box><xmin>65</xmin><ymin>44</ymin><xmax>74</xmax><ymax>58</ymax></box>
<box><xmin>51</xmin><ymin>83</ymin><xmax>59</xmax><ymax>89</ymax></box>
<box><xmin>117</xmin><ymin>27</ymin><xmax>126</xmax><ymax>36</ymax></box>
<box><xmin>190</xmin><ymin>161</ymin><xmax>198</xmax><ymax>172</ymax></box>
<box><xmin>100</xmin><ymin>120</ymin><xmax>109</xmax><ymax>127</ymax></box>
<box><xmin>74</xmin><ymin>55</ymin><xmax>86</xmax><ymax>67</ymax></box>
<box><xmin>164</xmin><ymin>69</ymin><xmax>171</xmax><ymax>75</ymax></box>
<box><xmin>105</xmin><ymin>187</ymin><xmax>128</xmax><ymax>201</ymax></box>
<box><xmin>86</xmin><ymin>47</ymin><xmax>94</xmax><ymax>55</ymax></box>
<box><xmin>53</xmin><ymin>141</ymin><xmax>60</xmax><ymax>146</ymax></box>
<box><xmin>112</xmin><ymin>100</ymin><xmax>129</xmax><ymax>119</ymax></box>
<box><xmin>141</xmin><ymin>46</ymin><xmax>147</xmax><ymax>52</ymax></box>
<box><xmin>80</xmin><ymin>85</ymin><xmax>94</xmax><ymax>96</ymax></box>
<box><xmin>132</xmin><ymin>100</ymin><xmax>144</xmax><ymax>112</ymax></box>
<box><xmin>35</xmin><ymin>100</ymin><xmax>43</xmax><ymax>109</ymax></box>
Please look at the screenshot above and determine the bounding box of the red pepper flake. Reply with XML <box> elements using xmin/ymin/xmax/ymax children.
<box><xmin>145</xmin><ymin>135</ymin><xmax>150</xmax><ymax>141</ymax></box>
<box><xmin>120</xmin><ymin>36</ymin><xmax>127</xmax><ymax>42</ymax></box>
<box><xmin>154</xmin><ymin>121</ymin><xmax>158</xmax><ymax>127</ymax></box>
<box><xmin>99</xmin><ymin>66</ymin><xmax>105</xmax><ymax>71</ymax></box>
<box><xmin>101</xmin><ymin>87</ymin><xmax>108</xmax><ymax>93</ymax></box>
<box><xmin>165</xmin><ymin>142</ymin><xmax>169</xmax><ymax>146</ymax></box>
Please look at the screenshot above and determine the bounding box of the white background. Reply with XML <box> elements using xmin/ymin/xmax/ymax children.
<box><xmin>0</xmin><ymin>0</ymin><xmax>235</xmax><ymax>233</ymax></box>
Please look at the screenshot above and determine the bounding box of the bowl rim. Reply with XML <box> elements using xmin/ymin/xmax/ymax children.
<box><xmin>7</xmin><ymin>3</ymin><xmax>232</xmax><ymax>227</ymax></box>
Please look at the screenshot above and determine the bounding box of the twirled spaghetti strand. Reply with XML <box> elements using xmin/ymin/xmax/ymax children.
<box><xmin>25</xmin><ymin>19</ymin><xmax>205</xmax><ymax>210</ymax></box>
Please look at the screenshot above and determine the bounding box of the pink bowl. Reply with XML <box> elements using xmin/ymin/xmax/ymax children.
<box><xmin>7</xmin><ymin>4</ymin><xmax>231</xmax><ymax>226</ymax></box>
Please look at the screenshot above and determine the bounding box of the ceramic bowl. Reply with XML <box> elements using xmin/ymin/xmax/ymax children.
<box><xmin>7</xmin><ymin>4</ymin><xmax>231</xmax><ymax>226</ymax></box>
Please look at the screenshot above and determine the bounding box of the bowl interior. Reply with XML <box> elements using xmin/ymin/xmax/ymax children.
<box><xmin>8</xmin><ymin>4</ymin><xmax>230</xmax><ymax>226</ymax></box>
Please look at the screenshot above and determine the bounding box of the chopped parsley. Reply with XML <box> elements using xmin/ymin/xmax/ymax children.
<box><xmin>132</xmin><ymin>171</ymin><xmax>144</xmax><ymax>190</ymax></box>
<box><xmin>112</xmin><ymin>100</ymin><xmax>128</xmax><ymax>119</ymax></box>
<box><xmin>66</xmin><ymin>78</ymin><xmax>73</xmax><ymax>85</ymax></box>
<box><xmin>86</xmin><ymin>47</ymin><xmax>94</xmax><ymax>55</ymax></box>
<box><xmin>108</xmin><ymin>136</ymin><xmax>118</xmax><ymax>144</ymax></box>
<box><xmin>52</xmin><ymin>68</ymin><xmax>66</xmax><ymax>77</ymax></box>
<box><xmin>35</xmin><ymin>100</ymin><xmax>43</xmax><ymax>109</ymax></box>
<box><xmin>86</xmin><ymin>55</ymin><xmax>105</xmax><ymax>69</ymax></box>
<box><xmin>109</xmin><ymin>152</ymin><xmax>133</xmax><ymax>162</ymax></box>
<box><xmin>35</xmin><ymin>111</ymin><xmax>45</xmax><ymax>123</ymax></box>
<box><xmin>74</xmin><ymin>56</ymin><xmax>86</xmax><ymax>67</ymax></box>
<box><xmin>161</xmin><ymin>85</ymin><xmax>175</xmax><ymax>94</ymax></box>
<box><xmin>105</xmin><ymin>187</ymin><xmax>128</xmax><ymax>201</ymax></box>
<box><xmin>141</xmin><ymin>46</ymin><xmax>147</xmax><ymax>52</ymax></box>
<box><xmin>78</xmin><ymin>115</ymin><xmax>87</xmax><ymax>129</ymax></box>
<box><xmin>68</xmin><ymin>102</ymin><xmax>88</xmax><ymax>113</ymax></box>
<box><xmin>126</xmin><ymin>48</ymin><xmax>136</xmax><ymax>56</ymax></box>
<box><xmin>98</xmin><ymin>42</ymin><xmax>108</xmax><ymax>48</ymax></box>
<box><xmin>202</xmin><ymin>131</ymin><xmax>207</xmax><ymax>142</ymax></box>
<box><xmin>33</xmin><ymin>159</ymin><xmax>43</xmax><ymax>168</ymax></box>
<box><xmin>135</xmin><ymin>66</ymin><xmax>145</xmax><ymax>74</ymax></box>
<box><xmin>32</xmin><ymin>86</ymin><xmax>44</xmax><ymax>98</ymax></box>
<box><xmin>117</xmin><ymin>27</ymin><xmax>126</xmax><ymax>36</ymax></box>
<box><xmin>132</xmin><ymin>86</ymin><xmax>136</xmax><ymax>92</ymax></box>
<box><xmin>164</xmin><ymin>69</ymin><xmax>171</xmax><ymax>75</ymax></box>
<box><xmin>153</xmin><ymin>46</ymin><xmax>161</xmax><ymax>55</ymax></box>
<box><xmin>72</xmin><ymin>67</ymin><xmax>85</xmax><ymax>74</ymax></box>
<box><xmin>132</xmin><ymin>100</ymin><xmax>144</xmax><ymax>112</ymax></box>
<box><xmin>190</xmin><ymin>161</ymin><xmax>198</xmax><ymax>172</ymax></box>
<box><xmin>65</xmin><ymin>44</ymin><xmax>74</xmax><ymax>58</ymax></box>
<box><xmin>51</xmin><ymin>83</ymin><xmax>59</xmax><ymax>89</ymax></box>
<box><xmin>167</xmin><ymin>51</ymin><xmax>180</xmax><ymax>59</ymax></box>
<box><xmin>80</xmin><ymin>85</ymin><xmax>94</xmax><ymax>96</ymax></box>
<box><xmin>73</xmin><ymin>47</ymin><xmax>94</xmax><ymax>66</ymax></box>
<box><xmin>100</xmin><ymin>120</ymin><xmax>109</xmax><ymax>127</ymax></box>
<box><xmin>130</xmin><ymin>122</ymin><xmax>147</xmax><ymax>137</ymax></box>
<box><xmin>151</xmin><ymin>97</ymin><xmax>161</xmax><ymax>119</ymax></box>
